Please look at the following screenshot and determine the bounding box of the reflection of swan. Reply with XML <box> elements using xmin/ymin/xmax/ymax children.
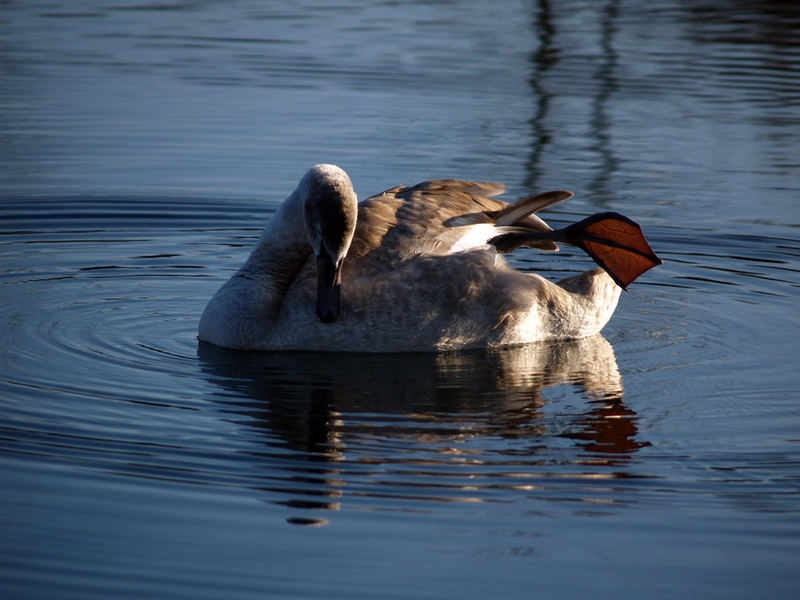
<box><xmin>199</xmin><ymin>165</ymin><xmax>660</xmax><ymax>351</ymax></box>
<box><xmin>198</xmin><ymin>333</ymin><xmax>637</xmax><ymax>454</ymax></box>
<box><xmin>198</xmin><ymin>335</ymin><xmax>645</xmax><ymax>524</ymax></box>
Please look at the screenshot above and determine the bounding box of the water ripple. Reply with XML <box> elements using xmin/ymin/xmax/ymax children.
<box><xmin>0</xmin><ymin>194</ymin><xmax>794</xmax><ymax>530</ymax></box>
<box><xmin>3</xmin><ymin>1</ymin><xmax>800</xmax><ymax>596</ymax></box>
<box><xmin>0</xmin><ymin>197</ymin><xmax>682</xmax><ymax>521</ymax></box>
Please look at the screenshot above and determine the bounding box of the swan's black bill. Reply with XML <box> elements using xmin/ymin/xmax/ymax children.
<box><xmin>316</xmin><ymin>254</ymin><xmax>342</xmax><ymax>323</ymax></box>
<box><xmin>489</xmin><ymin>212</ymin><xmax>662</xmax><ymax>290</ymax></box>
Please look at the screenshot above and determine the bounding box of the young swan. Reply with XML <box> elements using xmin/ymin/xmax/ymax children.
<box><xmin>199</xmin><ymin>164</ymin><xmax>660</xmax><ymax>351</ymax></box>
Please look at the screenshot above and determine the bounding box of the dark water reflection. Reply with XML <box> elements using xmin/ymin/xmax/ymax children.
<box><xmin>198</xmin><ymin>337</ymin><xmax>645</xmax><ymax>524</ymax></box>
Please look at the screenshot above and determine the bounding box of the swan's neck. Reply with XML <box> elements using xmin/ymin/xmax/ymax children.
<box><xmin>243</xmin><ymin>190</ymin><xmax>309</xmax><ymax>276</ymax></box>
<box><xmin>238</xmin><ymin>192</ymin><xmax>311</xmax><ymax>298</ymax></box>
<box><xmin>198</xmin><ymin>190</ymin><xmax>313</xmax><ymax>349</ymax></box>
<box><xmin>234</xmin><ymin>190</ymin><xmax>312</xmax><ymax>324</ymax></box>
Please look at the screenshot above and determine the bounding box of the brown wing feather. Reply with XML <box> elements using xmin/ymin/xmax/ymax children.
<box><xmin>348</xmin><ymin>179</ymin><xmax>507</xmax><ymax>262</ymax></box>
<box><xmin>347</xmin><ymin>179</ymin><xmax>569</xmax><ymax>272</ymax></box>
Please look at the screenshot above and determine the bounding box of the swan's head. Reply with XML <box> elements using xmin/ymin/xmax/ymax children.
<box><xmin>299</xmin><ymin>164</ymin><xmax>358</xmax><ymax>323</ymax></box>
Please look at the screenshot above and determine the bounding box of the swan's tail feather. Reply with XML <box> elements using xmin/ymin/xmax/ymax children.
<box><xmin>489</xmin><ymin>190</ymin><xmax>573</xmax><ymax>252</ymax></box>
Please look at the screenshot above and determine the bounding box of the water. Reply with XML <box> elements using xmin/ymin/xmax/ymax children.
<box><xmin>2</xmin><ymin>1</ymin><xmax>800</xmax><ymax>598</ymax></box>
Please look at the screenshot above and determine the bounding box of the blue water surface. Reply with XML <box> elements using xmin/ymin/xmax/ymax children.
<box><xmin>1</xmin><ymin>1</ymin><xmax>799</xmax><ymax>598</ymax></box>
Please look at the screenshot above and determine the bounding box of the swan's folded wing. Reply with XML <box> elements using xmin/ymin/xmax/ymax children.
<box><xmin>349</xmin><ymin>179</ymin><xmax>506</xmax><ymax>263</ymax></box>
<box><xmin>349</xmin><ymin>180</ymin><xmax>570</xmax><ymax>265</ymax></box>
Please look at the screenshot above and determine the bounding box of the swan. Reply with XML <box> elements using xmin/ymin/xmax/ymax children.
<box><xmin>198</xmin><ymin>164</ymin><xmax>661</xmax><ymax>352</ymax></box>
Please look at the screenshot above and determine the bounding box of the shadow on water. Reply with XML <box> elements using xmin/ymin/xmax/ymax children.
<box><xmin>524</xmin><ymin>0</ymin><xmax>800</xmax><ymax>210</ymax></box>
<box><xmin>198</xmin><ymin>335</ymin><xmax>649</xmax><ymax>525</ymax></box>
<box><xmin>525</xmin><ymin>0</ymin><xmax>621</xmax><ymax>204</ymax></box>
<box><xmin>588</xmin><ymin>0</ymin><xmax>620</xmax><ymax>201</ymax></box>
<box><xmin>525</xmin><ymin>0</ymin><xmax>557</xmax><ymax>191</ymax></box>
